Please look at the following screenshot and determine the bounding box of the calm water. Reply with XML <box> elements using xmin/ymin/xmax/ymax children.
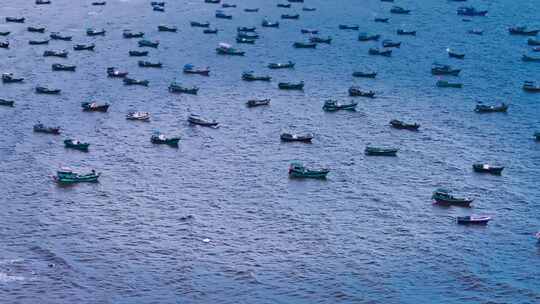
<box><xmin>1</xmin><ymin>0</ymin><xmax>539</xmax><ymax>303</ymax></box>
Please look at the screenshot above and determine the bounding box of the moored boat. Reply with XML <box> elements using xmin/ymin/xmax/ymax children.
<box><xmin>268</xmin><ymin>61</ymin><xmax>294</xmax><ymax>69</ymax></box>
<box><xmin>457</xmin><ymin>6</ymin><xmax>487</xmax><ymax>16</ymax></box>
<box><xmin>431</xmin><ymin>63</ymin><xmax>460</xmax><ymax>76</ymax></box>
<box><xmin>262</xmin><ymin>19</ymin><xmax>279</xmax><ymax>28</ymax></box>
<box><xmin>365</xmin><ymin>146</ymin><xmax>398</xmax><ymax>156</ymax></box>
<box><xmin>468</xmin><ymin>29</ymin><xmax>483</xmax><ymax>35</ymax></box>
<box><xmin>0</xmin><ymin>31</ymin><xmax>10</xmax><ymax>36</ymax></box>
<box><xmin>50</xmin><ymin>32</ymin><xmax>72</xmax><ymax>41</ymax></box>
<box><xmin>33</xmin><ymin>122</ymin><xmax>60</xmax><ymax>134</ymax></box>
<box><xmin>35</xmin><ymin>86</ymin><xmax>61</xmax><ymax>94</ymax></box>
<box><xmin>390</xmin><ymin>6</ymin><xmax>410</xmax><ymax>14</ymax></box>
<box><xmin>123</xmin><ymin>77</ymin><xmax>149</xmax><ymax>86</ymax></box>
<box><xmin>237</xmin><ymin>32</ymin><xmax>259</xmax><ymax>39</ymax></box>
<box><xmin>190</xmin><ymin>21</ymin><xmax>210</xmax><ymax>28</ymax></box>
<box><xmin>54</xmin><ymin>168</ymin><xmax>100</xmax><ymax>184</ymax></box>
<box><xmin>352</xmin><ymin>71</ymin><xmax>377</xmax><ymax>78</ymax></box>
<box><xmin>522</xmin><ymin>54</ymin><xmax>540</xmax><ymax>62</ymax></box>
<box><xmin>138</xmin><ymin>61</ymin><xmax>162</xmax><ymax>68</ymax></box>
<box><xmin>523</xmin><ymin>81</ymin><xmax>540</xmax><ymax>92</ymax></box>
<box><xmin>52</xmin><ymin>63</ymin><xmax>76</xmax><ymax>71</ymax></box>
<box><xmin>397</xmin><ymin>29</ymin><xmax>416</xmax><ymax>36</ymax></box>
<box><xmin>2</xmin><ymin>73</ymin><xmax>24</xmax><ymax>83</ymax></box>
<box><xmin>29</xmin><ymin>39</ymin><xmax>49</xmax><ymax>45</ymax></box>
<box><xmin>374</xmin><ymin>17</ymin><xmax>389</xmax><ymax>23</ymax></box>
<box><xmin>242</xmin><ymin>71</ymin><xmax>271</xmax><ymax>81</ymax></box>
<box><xmin>203</xmin><ymin>28</ymin><xmax>219</xmax><ymax>34</ymax></box>
<box><xmin>339</xmin><ymin>24</ymin><xmax>359</xmax><ymax>30</ymax></box>
<box><xmin>432</xmin><ymin>189</ymin><xmax>473</xmax><ymax>207</ymax></box>
<box><xmin>123</xmin><ymin>30</ymin><xmax>145</xmax><ymax>38</ymax></box>
<box><xmin>368</xmin><ymin>48</ymin><xmax>392</xmax><ymax>56</ymax></box>
<box><xmin>6</xmin><ymin>17</ymin><xmax>25</xmax><ymax>23</ymax></box>
<box><xmin>447</xmin><ymin>49</ymin><xmax>465</xmax><ymax>59</ymax></box>
<box><xmin>382</xmin><ymin>39</ymin><xmax>401</xmax><ymax>48</ymax></box>
<box><xmin>293</xmin><ymin>41</ymin><xmax>316</xmax><ymax>48</ymax></box>
<box><xmin>358</xmin><ymin>32</ymin><xmax>381</xmax><ymax>41</ymax></box>
<box><xmin>43</xmin><ymin>50</ymin><xmax>68</xmax><ymax>57</ymax></box>
<box><xmin>310</xmin><ymin>36</ymin><xmax>332</xmax><ymax>44</ymax></box>
<box><xmin>349</xmin><ymin>86</ymin><xmax>375</xmax><ymax>97</ymax></box>
<box><xmin>129</xmin><ymin>50</ymin><xmax>148</xmax><ymax>56</ymax></box>
<box><xmin>151</xmin><ymin>132</ymin><xmax>180</xmax><ymax>146</ymax></box>
<box><xmin>509</xmin><ymin>26</ymin><xmax>539</xmax><ymax>36</ymax></box>
<box><xmin>168</xmin><ymin>82</ymin><xmax>199</xmax><ymax>94</ymax></box>
<box><xmin>278</xmin><ymin>81</ymin><xmax>304</xmax><ymax>90</ymax></box>
<box><xmin>238</xmin><ymin>26</ymin><xmax>257</xmax><ymax>32</ymax></box>
<box><xmin>472</xmin><ymin>164</ymin><xmax>504</xmax><ymax>175</ymax></box>
<box><xmin>0</xmin><ymin>41</ymin><xmax>9</xmax><ymax>48</ymax></box>
<box><xmin>0</xmin><ymin>99</ymin><xmax>15</xmax><ymax>107</ymax></box>
<box><xmin>107</xmin><ymin>67</ymin><xmax>128</xmax><ymax>78</ymax></box>
<box><xmin>281</xmin><ymin>14</ymin><xmax>299</xmax><ymax>20</ymax></box>
<box><xmin>281</xmin><ymin>133</ymin><xmax>313</xmax><ymax>143</ymax></box>
<box><xmin>436</xmin><ymin>80</ymin><xmax>463</xmax><ymax>88</ymax></box>
<box><xmin>138</xmin><ymin>39</ymin><xmax>159</xmax><ymax>48</ymax></box>
<box><xmin>86</xmin><ymin>28</ymin><xmax>106</xmax><ymax>36</ymax></box>
<box><xmin>246</xmin><ymin>99</ymin><xmax>270</xmax><ymax>107</ymax></box>
<box><xmin>27</xmin><ymin>26</ymin><xmax>46</xmax><ymax>33</ymax></box>
<box><xmin>81</xmin><ymin>102</ymin><xmax>109</xmax><ymax>112</ymax></box>
<box><xmin>301</xmin><ymin>28</ymin><xmax>318</xmax><ymax>34</ymax></box>
<box><xmin>216</xmin><ymin>43</ymin><xmax>245</xmax><ymax>55</ymax></box>
<box><xmin>390</xmin><ymin>119</ymin><xmax>419</xmax><ymax>131</ymax></box>
<box><xmin>126</xmin><ymin>111</ymin><xmax>150</xmax><ymax>121</ymax></box>
<box><xmin>236</xmin><ymin>37</ymin><xmax>255</xmax><ymax>44</ymax></box>
<box><xmin>474</xmin><ymin>103</ymin><xmax>508</xmax><ymax>113</ymax></box>
<box><xmin>244</xmin><ymin>8</ymin><xmax>259</xmax><ymax>12</ymax></box>
<box><xmin>527</xmin><ymin>38</ymin><xmax>540</xmax><ymax>46</ymax></box>
<box><xmin>215</xmin><ymin>10</ymin><xmax>232</xmax><ymax>19</ymax></box>
<box><xmin>277</xmin><ymin>3</ymin><xmax>291</xmax><ymax>8</ymax></box>
<box><xmin>323</xmin><ymin>100</ymin><xmax>358</xmax><ymax>111</ymax></box>
<box><xmin>64</xmin><ymin>139</ymin><xmax>89</xmax><ymax>151</ymax></box>
<box><xmin>288</xmin><ymin>162</ymin><xmax>329</xmax><ymax>179</ymax></box>
<box><xmin>183</xmin><ymin>64</ymin><xmax>210</xmax><ymax>76</ymax></box>
<box><xmin>457</xmin><ymin>216</ymin><xmax>491</xmax><ymax>225</ymax></box>
<box><xmin>188</xmin><ymin>114</ymin><xmax>219</xmax><ymax>127</ymax></box>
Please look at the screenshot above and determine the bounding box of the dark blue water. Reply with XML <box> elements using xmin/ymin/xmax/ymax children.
<box><xmin>1</xmin><ymin>0</ymin><xmax>539</xmax><ymax>303</ymax></box>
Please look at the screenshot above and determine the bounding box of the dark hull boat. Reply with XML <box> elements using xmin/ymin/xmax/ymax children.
<box><xmin>52</xmin><ymin>64</ymin><xmax>76</xmax><ymax>71</ymax></box>
<box><xmin>310</xmin><ymin>36</ymin><xmax>332</xmax><ymax>44</ymax></box>
<box><xmin>352</xmin><ymin>71</ymin><xmax>377</xmax><ymax>78</ymax></box>
<box><xmin>183</xmin><ymin>65</ymin><xmax>210</xmax><ymax>76</ymax></box>
<box><xmin>33</xmin><ymin>123</ymin><xmax>60</xmax><ymax>134</ymax></box>
<box><xmin>262</xmin><ymin>20</ymin><xmax>279</xmax><ymax>28</ymax></box>
<box><xmin>54</xmin><ymin>169</ymin><xmax>100</xmax><ymax>184</ymax></box>
<box><xmin>369</xmin><ymin>48</ymin><xmax>392</xmax><ymax>57</ymax></box>
<box><xmin>472</xmin><ymin>164</ymin><xmax>504</xmax><ymax>175</ymax></box>
<box><xmin>129</xmin><ymin>50</ymin><xmax>148</xmax><ymax>56</ymax></box>
<box><xmin>390</xmin><ymin>119</ymin><xmax>419</xmax><ymax>131</ymax></box>
<box><xmin>244</xmin><ymin>8</ymin><xmax>259</xmax><ymax>12</ymax></box>
<box><xmin>448</xmin><ymin>50</ymin><xmax>465</xmax><ymax>59</ymax></box>
<box><xmin>190</xmin><ymin>21</ymin><xmax>210</xmax><ymax>28</ymax></box>
<box><xmin>204</xmin><ymin>29</ymin><xmax>219</xmax><ymax>34</ymax></box>
<box><xmin>43</xmin><ymin>50</ymin><xmax>68</xmax><ymax>57</ymax></box>
<box><xmin>123</xmin><ymin>78</ymin><xmax>149</xmax><ymax>86</ymax></box>
<box><xmin>523</xmin><ymin>81</ymin><xmax>540</xmax><ymax>92</ymax></box>
<box><xmin>36</xmin><ymin>86</ymin><xmax>61</xmax><ymax>94</ymax></box>
<box><xmin>236</xmin><ymin>37</ymin><xmax>255</xmax><ymax>44</ymax></box>
<box><xmin>365</xmin><ymin>146</ymin><xmax>398</xmax><ymax>156</ymax></box>
<box><xmin>82</xmin><ymin>102</ymin><xmax>109</xmax><ymax>112</ymax></box>
<box><xmin>216</xmin><ymin>44</ymin><xmax>245</xmax><ymax>56</ymax></box>
<box><xmin>242</xmin><ymin>72</ymin><xmax>271</xmax><ymax>81</ymax></box>
<box><xmin>431</xmin><ymin>64</ymin><xmax>460</xmax><ymax>76</ymax></box>
<box><xmin>0</xmin><ymin>41</ymin><xmax>9</xmax><ymax>48</ymax></box>
<box><xmin>64</xmin><ymin>139</ymin><xmax>89</xmax><ymax>151</ymax></box>
<box><xmin>0</xmin><ymin>99</ymin><xmax>15</xmax><ymax>107</ymax></box>
<box><xmin>151</xmin><ymin>133</ymin><xmax>180</xmax><ymax>147</ymax></box>
<box><xmin>339</xmin><ymin>25</ymin><xmax>359</xmax><ymax>30</ymax></box>
<box><xmin>246</xmin><ymin>99</ymin><xmax>270</xmax><ymax>107</ymax></box>
<box><xmin>527</xmin><ymin>39</ymin><xmax>540</xmax><ymax>46</ymax></box>
<box><xmin>509</xmin><ymin>26</ymin><xmax>539</xmax><ymax>36</ymax></box>
<box><xmin>28</xmin><ymin>26</ymin><xmax>46</xmax><ymax>33</ymax></box>
<box><xmin>397</xmin><ymin>29</ymin><xmax>416</xmax><ymax>36</ymax></box>
<box><xmin>457</xmin><ymin>7</ymin><xmax>487</xmax><ymax>16</ymax></box>
<box><xmin>432</xmin><ymin>189</ymin><xmax>473</xmax><ymax>207</ymax></box>
<box><xmin>293</xmin><ymin>42</ymin><xmax>316</xmax><ymax>48</ymax></box>
<box><xmin>301</xmin><ymin>29</ymin><xmax>318</xmax><ymax>34</ymax></box>
<box><xmin>281</xmin><ymin>14</ymin><xmax>299</xmax><ymax>20</ymax></box>
<box><xmin>323</xmin><ymin>100</ymin><xmax>357</xmax><ymax>111</ymax></box>
<box><xmin>6</xmin><ymin>17</ymin><xmax>25</xmax><ymax>23</ymax></box>
<box><xmin>268</xmin><ymin>61</ymin><xmax>294</xmax><ymax>69</ymax></box>
<box><xmin>2</xmin><ymin>73</ymin><xmax>24</xmax><ymax>83</ymax></box>
<box><xmin>0</xmin><ymin>31</ymin><xmax>10</xmax><ymax>36</ymax></box>
<box><xmin>474</xmin><ymin>103</ymin><xmax>508</xmax><ymax>113</ymax></box>
<box><xmin>168</xmin><ymin>83</ymin><xmax>199</xmax><ymax>94</ymax></box>
<box><xmin>278</xmin><ymin>81</ymin><xmax>304</xmax><ymax>90</ymax></box>
<box><xmin>138</xmin><ymin>61</ymin><xmax>162</xmax><ymax>68</ymax></box>
<box><xmin>215</xmin><ymin>11</ymin><xmax>232</xmax><ymax>19</ymax></box>
<box><xmin>280</xmin><ymin>133</ymin><xmax>313</xmax><ymax>143</ymax></box>
<box><xmin>29</xmin><ymin>40</ymin><xmax>50</xmax><ymax>45</ymax></box>
<box><xmin>359</xmin><ymin>33</ymin><xmax>381</xmax><ymax>41</ymax></box>
<box><xmin>237</xmin><ymin>32</ymin><xmax>259</xmax><ymax>39</ymax></box>
<box><xmin>138</xmin><ymin>40</ymin><xmax>159</xmax><ymax>48</ymax></box>
<box><xmin>107</xmin><ymin>67</ymin><xmax>128</xmax><ymax>78</ymax></box>
<box><xmin>86</xmin><ymin>29</ymin><xmax>106</xmax><ymax>36</ymax></box>
<box><xmin>277</xmin><ymin>3</ymin><xmax>291</xmax><ymax>8</ymax></box>
<box><xmin>436</xmin><ymin>80</ymin><xmax>463</xmax><ymax>88</ymax></box>
<box><xmin>50</xmin><ymin>33</ymin><xmax>72</xmax><ymax>41</ymax></box>
<box><xmin>457</xmin><ymin>216</ymin><xmax>491</xmax><ymax>225</ymax></box>
<box><xmin>349</xmin><ymin>87</ymin><xmax>375</xmax><ymax>98</ymax></box>
<box><xmin>382</xmin><ymin>40</ymin><xmax>401</xmax><ymax>48</ymax></box>
<box><xmin>522</xmin><ymin>55</ymin><xmax>540</xmax><ymax>62</ymax></box>
<box><xmin>238</xmin><ymin>26</ymin><xmax>257</xmax><ymax>32</ymax></box>
<box><xmin>123</xmin><ymin>30</ymin><xmax>145</xmax><ymax>38</ymax></box>
<box><xmin>188</xmin><ymin>114</ymin><xmax>219</xmax><ymax>127</ymax></box>
<box><xmin>289</xmin><ymin>162</ymin><xmax>329</xmax><ymax>179</ymax></box>
<box><xmin>390</xmin><ymin>6</ymin><xmax>411</xmax><ymax>14</ymax></box>
<box><xmin>374</xmin><ymin>18</ymin><xmax>389</xmax><ymax>23</ymax></box>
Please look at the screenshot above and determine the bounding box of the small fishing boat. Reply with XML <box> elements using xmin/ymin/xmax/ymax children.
<box><xmin>374</xmin><ymin>17</ymin><xmax>389</xmax><ymax>23</ymax></box>
<box><xmin>151</xmin><ymin>1</ymin><xmax>165</xmax><ymax>6</ymax></box>
<box><xmin>0</xmin><ymin>31</ymin><xmax>10</xmax><ymax>36</ymax></box>
<box><xmin>349</xmin><ymin>86</ymin><xmax>375</xmax><ymax>97</ymax></box>
<box><xmin>92</xmin><ymin>1</ymin><xmax>106</xmax><ymax>5</ymax></box>
<box><xmin>43</xmin><ymin>50</ymin><xmax>68</xmax><ymax>57</ymax></box>
<box><xmin>358</xmin><ymin>32</ymin><xmax>381</xmax><ymax>41</ymax></box>
<box><xmin>64</xmin><ymin>139</ymin><xmax>89</xmax><ymax>151</ymax></box>
<box><xmin>302</xmin><ymin>7</ymin><xmax>316</xmax><ymax>11</ymax></box>
<box><xmin>535</xmin><ymin>132</ymin><xmax>540</xmax><ymax>141</ymax></box>
<box><xmin>293</xmin><ymin>42</ymin><xmax>316</xmax><ymax>48</ymax></box>
<box><xmin>447</xmin><ymin>49</ymin><xmax>465</xmax><ymax>59</ymax></box>
<box><xmin>183</xmin><ymin>64</ymin><xmax>210</xmax><ymax>76</ymax></box>
<box><xmin>436</xmin><ymin>80</ymin><xmax>463</xmax><ymax>88</ymax></box>
<box><xmin>216</xmin><ymin>43</ymin><xmax>245</xmax><ymax>55</ymax></box>
<box><xmin>277</xmin><ymin>3</ymin><xmax>291</xmax><ymax>8</ymax></box>
<box><xmin>129</xmin><ymin>50</ymin><xmax>148</xmax><ymax>56</ymax></box>
<box><xmin>457</xmin><ymin>216</ymin><xmax>491</xmax><ymax>225</ymax></box>
<box><xmin>390</xmin><ymin>6</ymin><xmax>410</xmax><ymax>14</ymax></box>
<box><xmin>237</xmin><ymin>32</ymin><xmax>259</xmax><ymax>39</ymax></box>
<box><xmin>81</xmin><ymin>102</ymin><xmax>109</xmax><ymax>112</ymax></box>
<box><xmin>246</xmin><ymin>99</ymin><xmax>270</xmax><ymax>107</ymax></box>
<box><xmin>397</xmin><ymin>29</ymin><xmax>416</xmax><ymax>36</ymax></box>
<box><xmin>123</xmin><ymin>77</ymin><xmax>149</xmax><ymax>86</ymax></box>
<box><xmin>203</xmin><ymin>28</ymin><xmax>219</xmax><ymax>34</ymax></box>
<box><xmin>222</xmin><ymin>3</ymin><xmax>236</xmax><ymax>8</ymax></box>
<box><xmin>288</xmin><ymin>0</ymin><xmax>304</xmax><ymax>3</ymax></box>
<box><xmin>29</xmin><ymin>39</ymin><xmax>50</xmax><ymax>45</ymax></box>
<box><xmin>236</xmin><ymin>37</ymin><xmax>255</xmax><ymax>44</ymax></box>
<box><xmin>390</xmin><ymin>119</ymin><xmax>419</xmax><ymax>131</ymax></box>
<box><xmin>123</xmin><ymin>30</ymin><xmax>145</xmax><ymax>38</ymax></box>
<box><xmin>365</xmin><ymin>146</ymin><xmax>398</xmax><ymax>156</ymax></box>
<box><xmin>158</xmin><ymin>24</ymin><xmax>178</xmax><ymax>33</ymax></box>
<box><xmin>205</xmin><ymin>0</ymin><xmax>220</xmax><ymax>3</ymax></box>
<box><xmin>50</xmin><ymin>32</ymin><xmax>72</xmax><ymax>41</ymax></box>
<box><xmin>151</xmin><ymin>132</ymin><xmax>180</xmax><ymax>146</ymax></box>
<box><xmin>262</xmin><ymin>19</ymin><xmax>279</xmax><ymax>28</ymax></box>
<box><xmin>352</xmin><ymin>71</ymin><xmax>377</xmax><ymax>78</ymax></box>
<box><xmin>188</xmin><ymin>114</ymin><xmax>219</xmax><ymax>127</ymax></box>
<box><xmin>27</xmin><ymin>26</ymin><xmax>46</xmax><ymax>33</ymax></box>
<box><xmin>35</xmin><ymin>86</ymin><xmax>61</xmax><ymax>94</ymax></box>
<box><xmin>36</xmin><ymin>0</ymin><xmax>51</xmax><ymax>4</ymax></box>
<box><xmin>107</xmin><ymin>67</ymin><xmax>128</xmax><ymax>78</ymax></box>
<box><xmin>508</xmin><ymin>26</ymin><xmax>539</xmax><ymax>36</ymax></box>
<box><xmin>190</xmin><ymin>21</ymin><xmax>210</xmax><ymax>28</ymax></box>
<box><xmin>2</xmin><ymin>73</ymin><xmax>24</xmax><ymax>83</ymax></box>
<box><xmin>301</xmin><ymin>29</ymin><xmax>318</xmax><ymax>34</ymax></box>
<box><xmin>382</xmin><ymin>39</ymin><xmax>401</xmax><ymax>48</ymax></box>
<box><xmin>339</xmin><ymin>24</ymin><xmax>359</xmax><ymax>30</ymax></box>
<box><xmin>474</xmin><ymin>103</ymin><xmax>508</xmax><ymax>113</ymax></box>
<box><xmin>6</xmin><ymin>17</ymin><xmax>25</xmax><ymax>23</ymax></box>
<box><xmin>457</xmin><ymin>6</ymin><xmax>487</xmax><ymax>16</ymax></box>
<box><xmin>468</xmin><ymin>29</ymin><xmax>483</xmax><ymax>35</ymax></box>
<box><xmin>153</xmin><ymin>6</ymin><xmax>164</xmax><ymax>11</ymax></box>
<box><xmin>278</xmin><ymin>81</ymin><xmax>304</xmax><ymax>90</ymax></box>
<box><xmin>281</xmin><ymin>133</ymin><xmax>313</xmax><ymax>143</ymax></box>
<box><xmin>54</xmin><ymin>168</ymin><xmax>100</xmax><ymax>184</ymax></box>
<box><xmin>472</xmin><ymin>164</ymin><xmax>504</xmax><ymax>175</ymax></box>
<box><xmin>215</xmin><ymin>10</ymin><xmax>232</xmax><ymax>19</ymax></box>
<box><xmin>244</xmin><ymin>8</ymin><xmax>259</xmax><ymax>12</ymax></box>
<box><xmin>523</xmin><ymin>81</ymin><xmax>540</xmax><ymax>92</ymax></box>
<box><xmin>0</xmin><ymin>99</ymin><xmax>14</xmax><ymax>107</ymax></box>
<box><xmin>268</xmin><ymin>61</ymin><xmax>294</xmax><ymax>69</ymax></box>
<box><xmin>238</xmin><ymin>26</ymin><xmax>257</xmax><ymax>32</ymax></box>
<box><xmin>242</xmin><ymin>71</ymin><xmax>271</xmax><ymax>81</ymax></box>
<box><xmin>431</xmin><ymin>63</ymin><xmax>460</xmax><ymax>76</ymax></box>
<box><xmin>323</xmin><ymin>100</ymin><xmax>358</xmax><ymax>111</ymax></box>
<box><xmin>126</xmin><ymin>111</ymin><xmax>150</xmax><ymax>121</ymax></box>
<box><xmin>532</xmin><ymin>47</ymin><xmax>540</xmax><ymax>52</ymax></box>
<box><xmin>281</xmin><ymin>14</ymin><xmax>299</xmax><ymax>20</ymax></box>
<box><xmin>33</xmin><ymin>122</ymin><xmax>60</xmax><ymax>134</ymax></box>
<box><xmin>138</xmin><ymin>61</ymin><xmax>162</xmax><ymax>68</ymax></box>
<box><xmin>527</xmin><ymin>38</ymin><xmax>540</xmax><ymax>46</ymax></box>
<box><xmin>432</xmin><ymin>189</ymin><xmax>473</xmax><ymax>207</ymax></box>
<box><xmin>0</xmin><ymin>41</ymin><xmax>9</xmax><ymax>48</ymax></box>
<box><xmin>138</xmin><ymin>39</ymin><xmax>159</xmax><ymax>48</ymax></box>
<box><xmin>288</xmin><ymin>162</ymin><xmax>329</xmax><ymax>179</ymax></box>
<box><xmin>168</xmin><ymin>82</ymin><xmax>199</xmax><ymax>94</ymax></box>
<box><xmin>86</xmin><ymin>28</ymin><xmax>106</xmax><ymax>36</ymax></box>
<box><xmin>368</xmin><ymin>48</ymin><xmax>392</xmax><ymax>57</ymax></box>
<box><xmin>310</xmin><ymin>36</ymin><xmax>332</xmax><ymax>44</ymax></box>
<box><xmin>522</xmin><ymin>54</ymin><xmax>540</xmax><ymax>62</ymax></box>
<box><xmin>52</xmin><ymin>63</ymin><xmax>76</xmax><ymax>71</ymax></box>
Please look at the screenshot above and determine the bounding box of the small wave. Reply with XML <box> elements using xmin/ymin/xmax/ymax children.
<box><xmin>0</xmin><ymin>272</ymin><xmax>25</xmax><ymax>283</ymax></box>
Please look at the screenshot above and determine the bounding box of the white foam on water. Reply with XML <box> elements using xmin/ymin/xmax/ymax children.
<box><xmin>0</xmin><ymin>272</ymin><xmax>25</xmax><ymax>283</ymax></box>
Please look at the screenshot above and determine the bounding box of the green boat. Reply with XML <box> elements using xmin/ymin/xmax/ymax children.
<box><xmin>64</xmin><ymin>139</ymin><xmax>90</xmax><ymax>151</ymax></box>
<box><xmin>323</xmin><ymin>100</ymin><xmax>357</xmax><ymax>112</ymax></box>
<box><xmin>365</xmin><ymin>146</ymin><xmax>398</xmax><ymax>156</ymax></box>
<box><xmin>288</xmin><ymin>162</ymin><xmax>329</xmax><ymax>179</ymax></box>
<box><xmin>436</xmin><ymin>80</ymin><xmax>463</xmax><ymax>88</ymax></box>
<box><xmin>54</xmin><ymin>168</ymin><xmax>100</xmax><ymax>184</ymax></box>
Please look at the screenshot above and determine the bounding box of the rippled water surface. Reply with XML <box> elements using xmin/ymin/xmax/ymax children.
<box><xmin>1</xmin><ymin>0</ymin><xmax>539</xmax><ymax>303</ymax></box>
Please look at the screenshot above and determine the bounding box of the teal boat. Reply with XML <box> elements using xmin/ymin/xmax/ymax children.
<box><xmin>54</xmin><ymin>168</ymin><xmax>100</xmax><ymax>184</ymax></box>
<box><xmin>64</xmin><ymin>139</ymin><xmax>90</xmax><ymax>151</ymax></box>
<box><xmin>323</xmin><ymin>100</ymin><xmax>357</xmax><ymax>112</ymax></box>
<box><xmin>288</xmin><ymin>162</ymin><xmax>329</xmax><ymax>179</ymax></box>
<box><xmin>365</xmin><ymin>146</ymin><xmax>398</xmax><ymax>156</ymax></box>
<box><xmin>436</xmin><ymin>80</ymin><xmax>463</xmax><ymax>88</ymax></box>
